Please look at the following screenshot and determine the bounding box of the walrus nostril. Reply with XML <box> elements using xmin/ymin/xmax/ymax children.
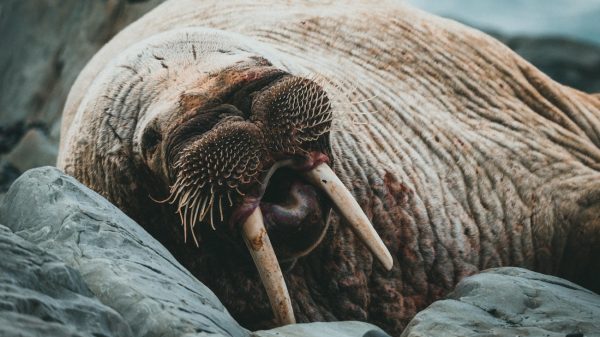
<box><xmin>251</xmin><ymin>76</ymin><xmax>333</xmax><ymax>156</ymax></box>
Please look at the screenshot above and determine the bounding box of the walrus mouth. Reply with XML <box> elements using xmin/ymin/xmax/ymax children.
<box><xmin>165</xmin><ymin>70</ymin><xmax>393</xmax><ymax>325</ymax></box>
<box><xmin>237</xmin><ymin>158</ymin><xmax>394</xmax><ymax>325</ymax></box>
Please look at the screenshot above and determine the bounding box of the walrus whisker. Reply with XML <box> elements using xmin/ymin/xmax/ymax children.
<box><xmin>190</xmin><ymin>195</ymin><xmax>202</xmax><ymax>230</ymax></box>
<box><xmin>208</xmin><ymin>193</ymin><xmax>216</xmax><ymax>230</ymax></box>
<box><xmin>227</xmin><ymin>191</ymin><xmax>233</xmax><ymax>207</ymax></box>
<box><xmin>236</xmin><ymin>187</ymin><xmax>246</xmax><ymax>196</ymax></box>
<box><xmin>192</xmin><ymin>196</ymin><xmax>202</xmax><ymax>225</ymax></box>
<box><xmin>182</xmin><ymin>204</ymin><xmax>189</xmax><ymax>243</ymax></box>
<box><xmin>191</xmin><ymin>185</ymin><xmax>203</xmax><ymax>201</ymax></box>
<box><xmin>349</xmin><ymin>95</ymin><xmax>378</xmax><ymax>105</ymax></box>
<box><xmin>196</xmin><ymin>196</ymin><xmax>208</xmax><ymax>221</ymax></box>
<box><xmin>148</xmin><ymin>193</ymin><xmax>172</xmax><ymax>204</ymax></box>
<box><xmin>199</xmin><ymin>194</ymin><xmax>211</xmax><ymax>221</ymax></box>
<box><xmin>191</xmin><ymin>223</ymin><xmax>200</xmax><ymax>248</ymax></box>
<box><xmin>177</xmin><ymin>206</ymin><xmax>185</xmax><ymax>226</ymax></box>
<box><xmin>167</xmin><ymin>181</ymin><xmax>186</xmax><ymax>205</ymax></box>
<box><xmin>219</xmin><ymin>195</ymin><xmax>224</xmax><ymax>222</ymax></box>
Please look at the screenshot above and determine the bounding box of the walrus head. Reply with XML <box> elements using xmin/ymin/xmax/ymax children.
<box><xmin>162</xmin><ymin>66</ymin><xmax>333</xmax><ymax>255</ymax></box>
<box><xmin>66</xmin><ymin>28</ymin><xmax>392</xmax><ymax>325</ymax></box>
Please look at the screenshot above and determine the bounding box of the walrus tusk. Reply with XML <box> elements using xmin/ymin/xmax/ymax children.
<box><xmin>304</xmin><ymin>163</ymin><xmax>394</xmax><ymax>271</ymax></box>
<box><xmin>242</xmin><ymin>207</ymin><xmax>296</xmax><ymax>325</ymax></box>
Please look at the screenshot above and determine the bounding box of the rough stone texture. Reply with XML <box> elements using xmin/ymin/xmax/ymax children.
<box><xmin>0</xmin><ymin>166</ymin><xmax>384</xmax><ymax>337</ymax></box>
<box><xmin>0</xmin><ymin>167</ymin><xmax>247</xmax><ymax>337</ymax></box>
<box><xmin>0</xmin><ymin>0</ymin><xmax>164</xmax><ymax>193</ymax></box>
<box><xmin>0</xmin><ymin>224</ymin><xmax>133</xmax><ymax>337</ymax></box>
<box><xmin>0</xmin><ymin>0</ymin><xmax>164</xmax><ymax>126</ymax></box>
<box><xmin>253</xmin><ymin>322</ymin><xmax>390</xmax><ymax>337</ymax></box>
<box><xmin>401</xmin><ymin>267</ymin><xmax>600</xmax><ymax>337</ymax></box>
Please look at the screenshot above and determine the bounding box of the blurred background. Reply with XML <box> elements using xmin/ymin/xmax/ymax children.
<box><xmin>1</xmin><ymin>0</ymin><xmax>599</xmax><ymax>195</ymax></box>
<box><xmin>408</xmin><ymin>0</ymin><xmax>600</xmax><ymax>45</ymax></box>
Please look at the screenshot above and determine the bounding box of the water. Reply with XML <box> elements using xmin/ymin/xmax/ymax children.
<box><xmin>406</xmin><ymin>0</ymin><xmax>600</xmax><ymax>45</ymax></box>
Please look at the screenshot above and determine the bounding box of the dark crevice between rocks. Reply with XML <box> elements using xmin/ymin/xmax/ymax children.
<box><xmin>0</xmin><ymin>121</ymin><xmax>27</xmax><ymax>154</ymax></box>
<box><xmin>0</xmin><ymin>162</ymin><xmax>21</xmax><ymax>193</ymax></box>
<box><xmin>0</xmin><ymin>121</ymin><xmax>50</xmax><ymax>154</ymax></box>
<box><xmin>27</xmin><ymin>47</ymin><xmax>65</xmax><ymax>121</ymax></box>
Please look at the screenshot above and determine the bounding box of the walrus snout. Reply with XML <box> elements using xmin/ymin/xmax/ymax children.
<box><xmin>161</xmin><ymin>70</ymin><xmax>392</xmax><ymax>325</ymax></box>
<box><xmin>164</xmin><ymin>73</ymin><xmax>335</xmax><ymax>238</ymax></box>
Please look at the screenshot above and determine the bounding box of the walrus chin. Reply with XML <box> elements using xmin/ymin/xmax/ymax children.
<box><xmin>163</xmin><ymin>70</ymin><xmax>393</xmax><ymax>325</ymax></box>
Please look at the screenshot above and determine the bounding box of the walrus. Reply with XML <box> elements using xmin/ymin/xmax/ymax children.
<box><xmin>58</xmin><ymin>0</ymin><xmax>600</xmax><ymax>334</ymax></box>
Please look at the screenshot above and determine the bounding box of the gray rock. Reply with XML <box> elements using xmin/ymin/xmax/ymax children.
<box><xmin>0</xmin><ymin>166</ymin><xmax>384</xmax><ymax>337</ymax></box>
<box><xmin>401</xmin><ymin>267</ymin><xmax>600</xmax><ymax>337</ymax></box>
<box><xmin>0</xmin><ymin>224</ymin><xmax>133</xmax><ymax>337</ymax></box>
<box><xmin>252</xmin><ymin>322</ymin><xmax>390</xmax><ymax>337</ymax></box>
<box><xmin>0</xmin><ymin>162</ymin><xmax>20</xmax><ymax>194</ymax></box>
<box><xmin>0</xmin><ymin>0</ymin><xmax>164</xmax><ymax>128</ymax></box>
<box><xmin>0</xmin><ymin>0</ymin><xmax>164</xmax><ymax>193</ymax></box>
<box><xmin>0</xmin><ymin>167</ymin><xmax>247</xmax><ymax>337</ymax></box>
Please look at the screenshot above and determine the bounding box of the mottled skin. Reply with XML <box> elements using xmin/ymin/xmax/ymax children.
<box><xmin>58</xmin><ymin>1</ymin><xmax>600</xmax><ymax>335</ymax></box>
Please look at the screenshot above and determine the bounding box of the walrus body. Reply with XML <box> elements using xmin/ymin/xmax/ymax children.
<box><xmin>58</xmin><ymin>1</ymin><xmax>600</xmax><ymax>335</ymax></box>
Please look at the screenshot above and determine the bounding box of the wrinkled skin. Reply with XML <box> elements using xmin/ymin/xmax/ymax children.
<box><xmin>58</xmin><ymin>1</ymin><xmax>600</xmax><ymax>335</ymax></box>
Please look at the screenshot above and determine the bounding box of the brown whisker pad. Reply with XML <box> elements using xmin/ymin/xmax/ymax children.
<box><xmin>167</xmin><ymin>121</ymin><xmax>269</xmax><ymax>242</ymax></box>
<box><xmin>252</xmin><ymin>76</ymin><xmax>333</xmax><ymax>156</ymax></box>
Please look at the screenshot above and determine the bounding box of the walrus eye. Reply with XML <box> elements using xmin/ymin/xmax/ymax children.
<box><xmin>141</xmin><ymin>126</ymin><xmax>162</xmax><ymax>155</ymax></box>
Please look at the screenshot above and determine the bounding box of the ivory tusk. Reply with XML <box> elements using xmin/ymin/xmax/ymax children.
<box><xmin>242</xmin><ymin>207</ymin><xmax>296</xmax><ymax>325</ymax></box>
<box><xmin>304</xmin><ymin>163</ymin><xmax>394</xmax><ymax>270</ymax></box>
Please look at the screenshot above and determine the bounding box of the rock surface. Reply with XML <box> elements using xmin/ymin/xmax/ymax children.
<box><xmin>0</xmin><ymin>166</ymin><xmax>384</xmax><ymax>337</ymax></box>
<box><xmin>250</xmin><ymin>322</ymin><xmax>389</xmax><ymax>337</ymax></box>
<box><xmin>0</xmin><ymin>0</ymin><xmax>163</xmax><ymax>126</ymax></box>
<box><xmin>0</xmin><ymin>167</ymin><xmax>248</xmax><ymax>337</ymax></box>
<box><xmin>0</xmin><ymin>0</ymin><xmax>163</xmax><ymax>193</ymax></box>
<box><xmin>401</xmin><ymin>267</ymin><xmax>600</xmax><ymax>337</ymax></box>
<box><xmin>0</xmin><ymin>224</ymin><xmax>133</xmax><ymax>337</ymax></box>
<box><xmin>253</xmin><ymin>322</ymin><xmax>389</xmax><ymax>337</ymax></box>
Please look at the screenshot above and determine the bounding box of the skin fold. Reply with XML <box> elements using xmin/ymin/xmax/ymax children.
<box><xmin>58</xmin><ymin>1</ymin><xmax>600</xmax><ymax>335</ymax></box>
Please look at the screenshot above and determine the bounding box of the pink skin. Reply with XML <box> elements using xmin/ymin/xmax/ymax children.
<box><xmin>229</xmin><ymin>151</ymin><xmax>330</xmax><ymax>235</ymax></box>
